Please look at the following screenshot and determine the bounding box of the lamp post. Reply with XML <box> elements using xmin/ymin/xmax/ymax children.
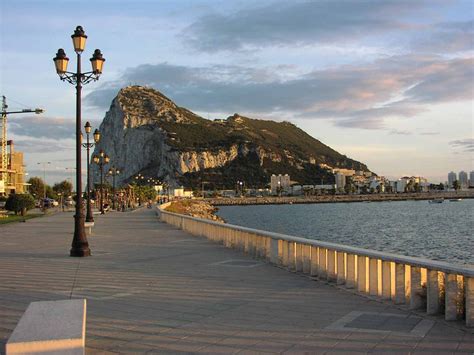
<box><xmin>82</xmin><ymin>122</ymin><xmax>100</xmax><ymax>222</ymax></box>
<box><xmin>53</xmin><ymin>26</ymin><xmax>105</xmax><ymax>257</ymax></box>
<box><xmin>93</xmin><ymin>150</ymin><xmax>109</xmax><ymax>214</ymax></box>
<box><xmin>37</xmin><ymin>161</ymin><xmax>51</xmax><ymax>201</ymax></box>
<box><xmin>107</xmin><ymin>166</ymin><xmax>120</xmax><ymax>210</ymax></box>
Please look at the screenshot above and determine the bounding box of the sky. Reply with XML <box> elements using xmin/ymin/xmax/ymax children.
<box><xmin>0</xmin><ymin>0</ymin><xmax>473</xmax><ymax>186</ymax></box>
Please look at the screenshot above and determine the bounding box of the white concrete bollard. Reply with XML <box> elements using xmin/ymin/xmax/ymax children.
<box><xmin>466</xmin><ymin>277</ymin><xmax>474</xmax><ymax>327</ymax></box>
<box><xmin>357</xmin><ymin>256</ymin><xmax>368</xmax><ymax>293</ymax></box>
<box><xmin>410</xmin><ymin>266</ymin><xmax>423</xmax><ymax>310</ymax></box>
<box><xmin>6</xmin><ymin>299</ymin><xmax>87</xmax><ymax>355</ymax></box>
<box><xmin>369</xmin><ymin>258</ymin><xmax>379</xmax><ymax>296</ymax></box>
<box><xmin>381</xmin><ymin>261</ymin><xmax>391</xmax><ymax>299</ymax></box>
<box><xmin>445</xmin><ymin>273</ymin><xmax>458</xmax><ymax>321</ymax></box>
<box><xmin>310</xmin><ymin>246</ymin><xmax>319</xmax><ymax>277</ymax></box>
<box><xmin>318</xmin><ymin>248</ymin><xmax>327</xmax><ymax>279</ymax></box>
<box><xmin>295</xmin><ymin>243</ymin><xmax>303</xmax><ymax>272</ymax></box>
<box><xmin>345</xmin><ymin>254</ymin><xmax>356</xmax><ymax>289</ymax></box>
<box><xmin>302</xmin><ymin>245</ymin><xmax>311</xmax><ymax>274</ymax></box>
<box><xmin>336</xmin><ymin>252</ymin><xmax>345</xmax><ymax>285</ymax></box>
<box><xmin>393</xmin><ymin>263</ymin><xmax>405</xmax><ymax>304</ymax></box>
<box><xmin>288</xmin><ymin>242</ymin><xmax>296</xmax><ymax>271</ymax></box>
<box><xmin>278</xmin><ymin>240</ymin><xmax>283</xmax><ymax>265</ymax></box>
<box><xmin>327</xmin><ymin>250</ymin><xmax>336</xmax><ymax>282</ymax></box>
<box><xmin>282</xmin><ymin>241</ymin><xmax>289</xmax><ymax>267</ymax></box>
<box><xmin>426</xmin><ymin>269</ymin><xmax>440</xmax><ymax>315</ymax></box>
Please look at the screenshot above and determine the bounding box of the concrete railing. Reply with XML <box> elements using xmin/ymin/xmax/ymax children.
<box><xmin>159</xmin><ymin>209</ymin><xmax>474</xmax><ymax>327</ymax></box>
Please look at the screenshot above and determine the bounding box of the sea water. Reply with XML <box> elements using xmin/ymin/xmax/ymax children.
<box><xmin>217</xmin><ymin>199</ymin><xmax>474</xmax><ymax>266</ymax></box>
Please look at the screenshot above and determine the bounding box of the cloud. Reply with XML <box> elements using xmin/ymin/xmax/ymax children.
<box><xmin>86</xmin><ymin>53</ymin><xmax>473</xmax><ymax>130</ymax></box>
<box><xmin>11</xmin><ymin>139</ymin><xmax>74</xmax><ymax>153</ymax></box>
<box><xmin>412</xmin><ymin>21</ymin><xmax>474</xmax><ymax>54</ymax></box>
<box><xmin>9</xmin><ymin>116</ymin><xmax>102</xmax><ymax>140</ymax></box>
<box><xmin>419</xmin><ymin>131</ymin><xmax>440</xmax><ymax>136</ymax></box>
<box><xmin>449</xmin><ymin>138</ymin><xmax>474</xmax><ymax>152</ymax></box>
<box><xmin>182</xmin><ymin>1</ymin><xmax>427</xmax><ymax>52</ymax></box>
<box><xmin>389</xmin><ymin>129</ymin><xmax>412</xmax><ymax>135</ymax></box>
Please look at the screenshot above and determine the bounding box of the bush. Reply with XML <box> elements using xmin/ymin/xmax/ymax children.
<box><xmin>5</xmin><ymin>194</ymin><xmax>35</xmax><ymax>216</ymax></box>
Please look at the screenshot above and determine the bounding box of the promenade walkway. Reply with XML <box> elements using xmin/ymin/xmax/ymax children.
<box><xmin>0</xmin><ymin>208</ymin><xmax>473</xmax><ymax>354</ymax></box>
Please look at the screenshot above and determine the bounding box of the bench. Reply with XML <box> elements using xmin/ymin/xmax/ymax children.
<box><xmin>84</xmin><ymin>222</ymin><xmax>94</xmax><ymax>236</ymax></box>
<box><xmin>6</xmin><ymin>299</ymin><xmax>87</xmax><ymax>355</ymax></box>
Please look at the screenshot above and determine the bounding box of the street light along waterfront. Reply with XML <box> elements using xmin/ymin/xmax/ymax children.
<box><xmin>53</xmin><ymin>25</ymin><xmax>105</xmax><ymax>257</ymax></box>
<box><xmin>93</xmin><ymin>150</ymin><xmax>109</xmax><ymax>214</ymax></box>
<box><xmin>37</xmin><ymin>161</ymin><xmax>51</xmax><ymax>200</ymax></box>
<box><xmin>82</xmin><ymin>122</ymin><xmax>100</xmax><ymax>222</ymax></box>
<box><xmin>108</xmin><ymin>166</ymin><xmax>120</xmax><ymax>210</ymax></box>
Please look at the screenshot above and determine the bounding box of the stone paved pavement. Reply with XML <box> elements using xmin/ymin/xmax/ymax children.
<box><xmin>0</xmin><ymin>208</ymin><xmax>473</xmax><ymax>354</ymax></box>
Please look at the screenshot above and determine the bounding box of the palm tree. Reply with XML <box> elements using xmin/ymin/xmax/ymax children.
<box><xmin>453</xmin><ymin>180</ymin><xmax>460</xmax><ymax>193</ymax></box>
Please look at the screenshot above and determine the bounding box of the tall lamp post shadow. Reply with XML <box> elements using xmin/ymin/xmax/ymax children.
<box><xmin>53</xmin><ymin>25</ymin><xmax>105</xmax><ymax>257</ymax></box>
<box><xmin>93</xmin><ymin>150</ymin><xmax>109</xmax><ymax>215</ymax></box>
<box><xmin>82</xmin><ymin>122</ymin><xmax>100</xmax><ymax>222</ymax></box>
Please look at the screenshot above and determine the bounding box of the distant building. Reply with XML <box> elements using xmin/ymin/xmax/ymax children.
<box><xmin>270</xmin><ymin>174</ymin><xmax>290</xmax><ymax>194</ymax></box>
<box><xmin>458</xmin><ymin>171</ymin><xmax>468</xmax><ymax>189</ymax></box>
<box><xmin>171</xmin><ymin>187</ymin><xmax>193</xmax><ymax>198</ymax></box>
<box><xmin>395</xmin><ymin>178</ymin><xmax>409</xmax><ymax>193</ymax></box>
<box><xmin>0</xmin><ymin>140</ymin><xmax>27</xmax><ymax>196</ymax></box>
<box><xmin>448</xmin><ymin>171</ymin><xmax>457</xmax><ymax>188</ymax></box>
<box><xmin>470</xmin><ymin>171</ymin><xmax>474</xmax><ymax>187</ymax></box>
<box><xmin>332</xmin><ymin>168</ymin><xmax>355</xmax><ymax>176</ymax></box>
<box><xmin>335</xmin><ymin>173</ymin><xmax>346</xmax><ymax>192</ymax></box>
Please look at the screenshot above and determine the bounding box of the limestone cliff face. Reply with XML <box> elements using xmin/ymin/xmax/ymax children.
<box><xmin>91</xmin><ymin>87</ymin><xmax>258</xmax><ymax>186</ymax></box>
<box><xmin>90</xmin><ymin>86</ymin><xmax>371</xmax><ymax>188</ymax></box>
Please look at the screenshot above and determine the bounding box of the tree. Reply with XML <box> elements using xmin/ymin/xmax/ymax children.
<box><xmin>344</xmin><ymin>183</ymin><xmax>352</xmax><ymax>194</ymax></box>
<box><xmin>53</xmin><ymin>180</ymin><xmax>73</xmax><ymax>196</ymax></box>
<box><xmin>5</xmin><ymin>194</ymin><xmax>35</xmax><ymax>216</ymax></box>
<box><xmin>438</xmin><ymin>183</ymin><xmax>444</xmax><ymax>191</ymax></box>
<box><xmin>453</xmin><ymin>180</ymin><xmax>460</xmax><ymax>192</ymax></box>
<box><xmin>27</xmin><ymin>177</ymin><xmax>45</xmax><ymax>199</ymax></box>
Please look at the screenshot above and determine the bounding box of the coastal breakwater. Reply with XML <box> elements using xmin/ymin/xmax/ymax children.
<box><xmin>159</xmin><ymin>207</ymin><xmax>474</xmax><ymax>328</ymax></box>
<box><xmin>207</xmin><ymin>191</ymin><xmax>474</xmax><ymax>206</ymax></box>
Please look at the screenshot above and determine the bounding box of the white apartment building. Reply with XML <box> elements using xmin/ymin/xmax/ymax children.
<box><xmin>335</xmin><ymin>173</ymin><xmax>346</xmax><ymax>192</ymax></box>
<box><xmin>470</xmin><ymin>171</ymin><xmax>474</xmax><ymax>187</ymax></box>
<box><xmin>396</xmin><ymin>178</ymin><xmax>409</xmax><ymax>193</ymax></box>
<box><xmin>459</xmin><ymin>171</ymin><xmax>468</xmax><ymax>189</ymax></box>
<box><xmin>448</xmin><ymin>171</ymin><xmax>457</xmax><ymax>187</ymax></box>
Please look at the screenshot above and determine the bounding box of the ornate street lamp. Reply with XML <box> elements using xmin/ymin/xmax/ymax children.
<box><xmin>107</xmin><ymin>166</ymin><xmax>120</xmax><ymax>210</ymax></box>
<box><xmin>93</xmin><ymin>150</ymin><xmax>109</xmax><ymax>214</ymax></box>
<box><xmin>53</xmin><ymin>26</ymin><xmax>105</xmax><ymax>257</ymax></box>
<box><xmin>82</xmin><ymin>122</ymin><xmax>100</xmax><ymax>222</ymax></box>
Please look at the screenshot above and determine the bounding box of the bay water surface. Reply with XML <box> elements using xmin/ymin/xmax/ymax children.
<box><xmin>217</xmin><ymin>199</ymin><xmax>474</xmax><ymax>266</ymax></box>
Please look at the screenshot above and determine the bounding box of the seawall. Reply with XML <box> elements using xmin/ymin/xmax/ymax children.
<box><xmin>207</xmin><ymin>191</ymin><xmax>474</xmax><ymax>206</ymax></box>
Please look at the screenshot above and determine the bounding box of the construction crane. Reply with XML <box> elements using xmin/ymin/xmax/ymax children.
<box><xmin>1</xmin><ymin>96</ymin><xmax>43</xmax><ymax>192</ymax></box>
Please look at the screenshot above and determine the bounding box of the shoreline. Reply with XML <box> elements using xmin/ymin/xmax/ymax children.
<box><xmin>206</xmin><ymin>190</ymin><xmax>474</xmax><ymax>206</ymax></box>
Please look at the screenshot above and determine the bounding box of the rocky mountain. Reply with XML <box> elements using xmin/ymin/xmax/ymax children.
<box><xmin>90</xmin><ymin>86</ymin><xmax>371</xmax><ymax>189</ymax></box>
